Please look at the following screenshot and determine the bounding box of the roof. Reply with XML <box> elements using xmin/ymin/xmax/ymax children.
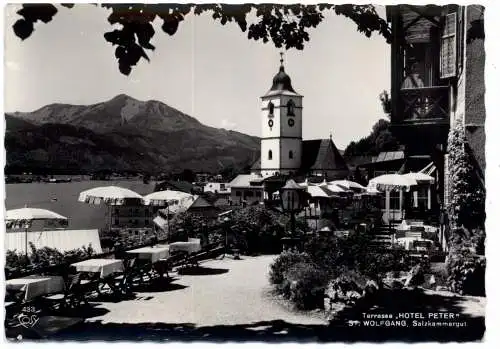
<box><xmin>156</xmin><ymin>180</ymin><xmax>193</xmax><ymax>194</ymax></box>
<box><xmin>301</xmin><ymin>139</ymin><xmax>349</xmax><ymax>172</ymax></box>
<box><xmin>229</xmin><ymin>174</ymin><xmax>264</xmax><ymax>188</ymax></box>
<box><xmin>250</xmin><ymin>139</ymin><xmax>348</xmax><ymax>174</ymax></box>
<box><xmin>373</xmin><ymin>151</ymin><xmax>405</xmax><ymax>163</ymax></box>
<box><xmin>270</xmin><ymin>63</ymin><xmax>295</xmax><ymax>93</ymax></box>
<box><xmin>250</xmin><ymin>158</ymin><xmax>261</xmax><ymax>171</ymax></box>
<box><xmin>5</xmin><ymin>229</ymin><xmax>102</xmax><ymax>254</ymax></box>
<box><xmin>187</xmin><ymin>196</ymin><xmax>214</xmax><ymax>210</ymax></box>
<box><xmin>262</xmin><ymin>60</ymin><xmax>301</xmax><ymax>97</ymax></box>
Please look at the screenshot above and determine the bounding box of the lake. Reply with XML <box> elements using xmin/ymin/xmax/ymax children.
<box><xmin>5</xmin><ymin>181</ymin><xmax>157</xmax><ymax>230</ymax></box>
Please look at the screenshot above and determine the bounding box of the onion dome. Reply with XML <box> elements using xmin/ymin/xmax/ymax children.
<box><xmin>269</xmin><ymin>53</ymin><xmax>296</xmax><ymax>93</ymax></box>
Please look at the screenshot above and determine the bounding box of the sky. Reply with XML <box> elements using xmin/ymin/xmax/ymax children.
<box><xmin>4</xmin><ymin>4</ymin><xmax>391</xmax><ymax>149</ymax></box>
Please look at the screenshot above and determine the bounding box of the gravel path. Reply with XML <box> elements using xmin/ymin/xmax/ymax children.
<box><xmin>91</xmin><ymin>255</ymin><xmax>327</xmax><ymax>327</ymax></box>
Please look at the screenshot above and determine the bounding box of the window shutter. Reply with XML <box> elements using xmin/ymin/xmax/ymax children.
<box><xmin>440</xmin><ymin>12</ymin><xmax>457</xmax><ymax>78</ymax></box>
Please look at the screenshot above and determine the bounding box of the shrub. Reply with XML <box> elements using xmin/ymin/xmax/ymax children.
<box><xmin>325</xmin><ymin>269</ymin><xmax>371</xmax><ymax>305</ymax></box>
<box><xmin>446</xmin><ymin>119</ymin><xmax>485</xmax><ymax>230</ymax></box>
<box><xmin>303</xmin><ymin>232</ymin><xmax>408</xmax><ymax>281</ymax></box>
<box><xmin>5</xmin><ymin>243</ymin><xmax>95</xmax><ymax>277</ymax></box>
<box><xmin>446</xmin><ymin>249</ymin><xmax>485</xmax><ymax>296</ymax></box>
<box><xmin>285</xmin><ymin>262</ymin><xmax>329</xmax><ymax>310</ymax></box>
<box><xmin>269</xmin><ymin>251</ymin><xmax>311</xmax><ymax>286</ymax></box>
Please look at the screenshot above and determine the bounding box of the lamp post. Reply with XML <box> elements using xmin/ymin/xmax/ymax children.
<box><xmin>280</xmin><ymin>179</ymin><xmax>306</xmax><ymax>252</ymax></box>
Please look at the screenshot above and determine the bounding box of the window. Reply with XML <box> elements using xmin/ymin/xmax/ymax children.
<box><xmin>440</xmin><ymin>12</ymin><xmax>457</xmax><ymax>78</ymax></box>
<box><xmin>416</xmin><ymin>187</ymin><xmax>429</xmax><ymax>209</ymax></box>
<box><xmin>287</xmin><ymin>100</ymin><xmax>295</xmax><ymax>116</ymax></box>
<box><xmin>236</xmin><ymin>191</ymin><xmax>242</xmax><ymax>197</ymax></box>
<box><xmin>268</xmin><ymin>101</ymin><xmax>274</xmax><ymax>115</ymax></box>
<box><xmin>220</xmin><ymin>184</ymin><xmax>226</xmax><ymax>190</ymax></box>
<box><xmin>389</xmin><ymin>190</ymin><xmax>401</xmax><ymax>210</ymax></box>
<box><xmin>244</xmin><ymin>191</ymin><xmax>254</xmax><ymax>197</ymax></box>
<box><xmin>289</xmin><ymin>150</ymin><xmax>293</xmax><ymax>159</ymax></box>
<box><xmin>268</xmin><ymin>150</ymin><xmax>273</xmax><ymax>160</ymax></box>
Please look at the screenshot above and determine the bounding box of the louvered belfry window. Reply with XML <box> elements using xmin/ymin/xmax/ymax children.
<box><xmin>440</xmin><ymin>12</ymin><xmax>457</xmax><ymax>78</ymax></box>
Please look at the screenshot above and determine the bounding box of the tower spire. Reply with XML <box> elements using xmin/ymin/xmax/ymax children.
<box><xmin>279</xmin><ymin>51</ymin><xmax>284</xmax><ymax>70</ymax></box>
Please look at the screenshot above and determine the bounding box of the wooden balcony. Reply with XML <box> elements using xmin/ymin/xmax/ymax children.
<box><xmin>395</xmin><ymin>86</ymin><xmax>450</xmax><ymax>124</ymax></box>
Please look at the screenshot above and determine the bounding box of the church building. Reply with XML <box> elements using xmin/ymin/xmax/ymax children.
<box><xmin>230</xmin><ymin>55</ymin><xmax>349</xmax><ymax>205</ymax></box>
<box><xmin>250</xmin><ymin>54</ymin><xmax>349</xmax><ymax>179</ymax></box>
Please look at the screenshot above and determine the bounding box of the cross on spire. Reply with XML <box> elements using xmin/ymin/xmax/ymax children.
<box><xmin>279</xmin><ymin>51</ymin><xmax>284</xmax><ymax>66</ymax></box>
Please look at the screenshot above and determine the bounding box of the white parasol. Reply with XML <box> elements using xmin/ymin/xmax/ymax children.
<box><xmin>403</xmin><ymin>172</ymin><xmax>435</xmax><ymax>184</ymax></box>
<box><xmin>6</xmin><ymin>207</ymin><xmax>68</xmax><ymax>222</ymax></box>
<box><xmin>368</xmin><ymin>174</ymin><xmax>417</xmax><ymax>192</ymax></box>
<box><xmin>306</xmin><ymin>185</ymin><xmax>331</xmax><ymax>198</ymax></box>
<box><xmin>78</xmin><ymin>186</ymin><xmax>145</xmax><ymax>232</ymax></box>
<box><xmin>5</xmin><ymin>207</ymin><xmax>69</xmax><ymax>255</ymax></box>
<box><xmin>321</xmin><ymin>183</ymin><xmax>347</xmax><ymax>193</ymax></box>
<box><xmin>144</xmin><ymin>190</ymin><xmax>194</xmax><ymax>207</ymax></box>
<box><xmin>78</xmin><ymin>186</ymin><xmax>144</xmax><ymax>205</ymax></box>
<box><xmin>329</xmin><ymin>180</ymin><xmax>366</xmax><ymax>192</ymax></box>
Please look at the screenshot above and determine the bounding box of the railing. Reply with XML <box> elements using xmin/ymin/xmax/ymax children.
<box><xmin>398</xmin><ymin>86</ymin><xmax>450</xmax><ymax>122</ymax></box>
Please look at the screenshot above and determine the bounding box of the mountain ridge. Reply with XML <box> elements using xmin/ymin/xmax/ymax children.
<box><xmin>5</xmin><ymin>94</ymin><xmax>260</xmax><ymax>174</ymax></box>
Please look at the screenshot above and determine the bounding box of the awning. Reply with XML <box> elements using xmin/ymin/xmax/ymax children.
<box><xmin>419</xmin><ymin>162</ymin><xmax>436</xmax><ymax>176</ymax></box>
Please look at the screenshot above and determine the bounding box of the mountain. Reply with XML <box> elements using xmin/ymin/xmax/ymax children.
<box><xmin>5</xmin><ymin>95</ymin><xmax>260</xmax><ymax>174</ymax></box>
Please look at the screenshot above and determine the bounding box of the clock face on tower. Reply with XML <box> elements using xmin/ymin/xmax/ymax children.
<box><xmin>268</xmin><ymin>119</ymin><xmax>274</xmax><ymax>128</ymax></box>
<box><xmin>288</xmin><ymin>118</ymin><xmax>295</xmax><ymax>127</ymax></box>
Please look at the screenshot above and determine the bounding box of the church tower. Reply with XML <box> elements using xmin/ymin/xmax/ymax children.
<box><xmin>260</xmin><ymin>53</ymin><xmax>303</xmax><ymax>177</ymax></box>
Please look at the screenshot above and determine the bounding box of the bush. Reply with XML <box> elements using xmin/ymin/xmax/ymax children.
<box><xmin>446</xmin><ymin>119</ymin><xmax>485</xmax><ymax>230</ymax></box>
<box><xmin>446</xmin><ymin>249</ymin><xmax>485</xmax><ymax>296</ymax></box>
<box><xmin>5</xmin><ymin>242</ymin><xmax>95</xmax><ymax>277</ymax></box>
<box><xmin>269</xmin><ymin>251</ymin><xmax>311</xmax><ymax>286</ymax></box>
<box><xmin>285</xmin><ymin>262</ymin><xmax>329</xmax><ymax>310</ymax></box>
<box><xmin>303</xmin><ymin>232</ymin><xmax>408</xmax><ymax>281</ymax></box>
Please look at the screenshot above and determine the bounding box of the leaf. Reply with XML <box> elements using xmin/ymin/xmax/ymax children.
<box><xmin>161</xmin><ymin>15</ymin><xmax>179</xmax><ymax>36</ymax></box>
<box><xmin>13</xmin><ymin>19</ymin><xmax>34</xmax><ymax>40</ymax></box>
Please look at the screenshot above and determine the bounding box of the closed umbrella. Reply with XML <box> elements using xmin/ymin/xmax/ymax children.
<box><xmin>6</xmin><ymin>207</ymin><xmax>69</xmax><ymax>255</ymax></box>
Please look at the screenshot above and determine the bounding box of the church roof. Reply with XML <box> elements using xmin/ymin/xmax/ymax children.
<box><xmin>262</xmin><ymin>54</ymin><xmax>301</xmax><ymax>98</ymax></box>
<box><xmin>300</xmin><ymin>138</ymin><xmax>349</xmax><ymax>172</ymax></box>
<box><xmin>270</xmin><ymin>65</ymin><xmax>296</xmax><ymax>93</ymax></box>
<box><xmin>250</xmin><ymin>138</ymin><xmax>349</xmax><ymax>174</ymax></box>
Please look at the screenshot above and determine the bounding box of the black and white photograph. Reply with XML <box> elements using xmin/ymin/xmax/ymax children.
<box><xmin>2</xmin><ymin>2</ymin><xmax>491</xmax><ymax>343</ymax></box>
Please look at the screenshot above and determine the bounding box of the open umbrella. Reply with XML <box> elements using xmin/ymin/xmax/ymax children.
<box><xmin>368</xmin><ymin>174</ymin><xmax>417</xmax><ymax>192</ymax></box>
<box><xmin>6</xmin><ymin>207</ymin><xmax>68</xmax><ymax>255</ymax></box>
<box><xmin>321</xmin><ymin>183</ymin><xmax>347</xmax><ymax>193</ymax></box>
<box><xmin>78</xmin><ymin>186</ymin><xmax>144</xmax><ymax>231</ymax></box>
<box><xmin>306</xmin><ymin>185</ymin><xmax>331</xmax><ymax>198</ymax></box>
<box><xmin>403</xmin><ymin>172</ymin><xmax>435</xmax><ymax>184</ymax></box>
<box><xmin>144</xmin><ymin>190</ymin><xmax>194</xmax><ymax>208</ymax></box>
<box><xmin>368</xmin><ymin>174</ymin><xmax>418</xmax><ymax>226</ymax></box>
<box><xmin>78</xmin><ymin>186</ymin><xmax>144</xmax><ymax>205</ymax></box>
<box><xmin>329</xmin><ymin>180</ymin><xmax>366</xmax><ymax>192</ymax></box>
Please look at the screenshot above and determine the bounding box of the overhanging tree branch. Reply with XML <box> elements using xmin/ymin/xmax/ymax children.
<box><xmin>12</xmin><ymin>3</ymin><xmax>392</xmax><ymax>76</ymax></box>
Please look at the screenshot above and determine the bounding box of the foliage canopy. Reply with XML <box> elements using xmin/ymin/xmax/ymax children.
<box><xmin>12</xmin><ymin>3</ymin><xmax>391</xmax><ymax>75</ymax></box>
